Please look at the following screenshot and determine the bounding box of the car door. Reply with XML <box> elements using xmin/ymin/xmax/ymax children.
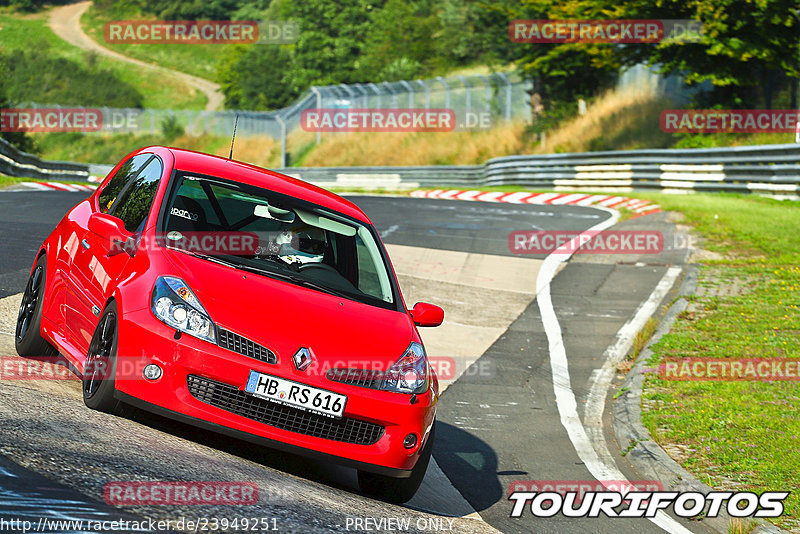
<box><xmin>67</xmin><ymin>154</ymin><xmax>163</xmax><ymax>353</ymax></box>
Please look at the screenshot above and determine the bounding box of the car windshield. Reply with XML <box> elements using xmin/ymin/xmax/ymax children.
<box><xmin>161</xmin><ymin>174</ymin><xmax>396</xmax><ymax>309</ymax></box>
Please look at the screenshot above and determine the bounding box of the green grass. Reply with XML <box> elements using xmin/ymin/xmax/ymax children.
<box><xmin>33</xmin><ymin>131</ymin><xmax>231</xmax><ymax>164</ymax></box>
<box><xmin>0</xmin><ymin>175</ymin><xmax>26</xmax><ymax>189</ymax></box>
<box><xmin>81</xmin><ymin>3</ymin><xmax>222</xmax><ymax>82</ymax></box>
<box><xmin>0</xmin><ymin>10</ymin><xmax>206</xmax><ymax>109</ymax></box>
<box><xmin>631</xmin><ymin>193</ymin><xmax>800</xmax><ymax>531</ymax></box>
<box><xmin>402</xmin><ymin>188</ymin><xmax>800</xmax><ymax>528</ymax></box>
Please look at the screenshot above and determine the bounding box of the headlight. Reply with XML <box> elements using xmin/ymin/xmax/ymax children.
<box><xmin>381</xmin><ymin>342</ymin><xmax>429</xmax><ymax>394</ymax></box>
<box><xmin>151</xmin><ymin>276</ymin><xmax>215</xmax><ymax>343</ymax></box>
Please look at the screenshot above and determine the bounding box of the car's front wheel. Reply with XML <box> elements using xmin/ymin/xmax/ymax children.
<box><xmin>358</xmin><ymin>425</ymin><xmax>435</xmax><ymax>503</ymax></box>
<box><xmin>83</xmin><ymin>301</ymin><xmax>125</xmax><ymax>414</ymax></box>
<box><xmin>15</xmin><ymin>255</ymin><xmax>57</xmax><ymax>358</ymax></box>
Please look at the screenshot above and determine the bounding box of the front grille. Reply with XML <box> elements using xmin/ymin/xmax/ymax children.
<box><xmin>186</xmin><ymin>375</ymin><xmax>385</xmax><ymax>446</ymax></box>
<box><xmin>326</xmin><ymin>368</ymin><xmax>384</xmax><ymax>390</ymax></box>
<box><xmin>217</xmin><ymin>327</ymin><xmax>276</xmax><ymax>364</ymax></box>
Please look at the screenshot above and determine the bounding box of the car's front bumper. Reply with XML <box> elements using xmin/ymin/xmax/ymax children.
<box><xmin>114</xmin><ymin>308</ymin><xmax>436</xmax><ymax>477</ymax></box>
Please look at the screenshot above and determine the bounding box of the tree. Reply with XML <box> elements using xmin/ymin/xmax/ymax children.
<box><xmin>355</xmin><ymin>0</ymin><xmax>441</xmax><ymax>80</ymax></box>
<box><xmin>611</xmin><ymin>0</ymin><xmax>800</xmax><ymax>108</ymax></box>
<box><xmin>216</xmin><ymin>45</ymin><xmax>295</xmax><ymax>110</ymax></box>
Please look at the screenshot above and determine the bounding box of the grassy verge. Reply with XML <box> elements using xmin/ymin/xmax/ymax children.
<box><xmin>81</xmin><ymin>3</ymin><xmax>221</xmax><ymax>82</ymax></box>
<box><xmin>33</xmin><ymin>132</ymin><xmax>275</xmax><ymax>167</ymax></box>
<box><xmin>0</xmin><ymin>175</ymin><xmax>26</xmax><ymax>189</ymax></box>
<box><xmin>533</xmin><ymin>85</ymin><xmax>796</xmax><ymax>153</ymax></box>
<box><xmin>344</xmin><ymin>187</ymin><xmax>799</xmax><ymax>528</ymax></box>
<box><xmin>629</xmin><ymin>193</ymin><xmax>800</xmax><ymax>532</ymax></box>
<box><xmin>297</xmin><ymin>121</ymin><xmax>533</xmax><ymax>166</ymax></box>
<box><xmin>0</xmin><ymin>10</ymin><xmax>206</xmax><ymax>109</ymax></box>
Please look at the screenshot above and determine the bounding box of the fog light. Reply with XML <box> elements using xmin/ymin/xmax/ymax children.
<box><xmin>143</xmin><ymin>364</ymin><xmax>162</xmax><ymax>380</ymax></box>
<box><xmin>403</xmin><ymin>433</ymin><xmax>418</xmax><ymax>449</ymax></box>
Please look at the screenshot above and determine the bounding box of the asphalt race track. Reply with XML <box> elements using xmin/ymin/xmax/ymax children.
<box><xmin>0</xmin><ymin>189</ymin><xmax>713</xmax><ymax>533</ymax></box>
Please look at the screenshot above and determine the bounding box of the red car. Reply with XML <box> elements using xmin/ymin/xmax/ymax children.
<box><xmin>14</xmin><ymin>146</ymin><xmax>444</xmax><ymax>502</ymax></box>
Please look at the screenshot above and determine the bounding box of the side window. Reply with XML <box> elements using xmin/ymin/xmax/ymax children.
<box><xmin>97</xmin><ymin>154</ymin><xmax>152</xmax><ymax>214</ymax></box>
<box><xmin>355</xmin><ymin>235</ymin><xmax>382</xmax><ymax>299</ymax></box>
<box><xmin>110</xmin><ymin>157</ymin><xmax>164</xmax><ymax>233</ymax></box>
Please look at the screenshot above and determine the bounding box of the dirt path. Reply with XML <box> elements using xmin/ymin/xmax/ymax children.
<box><xmin>48</xmin><ymin>1</ymin><xmax>224</xmax><ymax>111</ymax></box>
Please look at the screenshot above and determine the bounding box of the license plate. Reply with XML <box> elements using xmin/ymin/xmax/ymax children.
<box><xmin>244</xmin><ymin>371</ymin><xmax>347</xmax><ymax>419</ymax></box>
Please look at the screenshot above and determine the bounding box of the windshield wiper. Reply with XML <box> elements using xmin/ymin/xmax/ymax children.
<box><xmin>178</xmin><ymin>249</ymin><xmax>351</xmax><ymax>299</ymax></box>
<box><xmin>289</xmin><ymin>277</ymin><xmax>352</xmax><ymax>300</ymax></box>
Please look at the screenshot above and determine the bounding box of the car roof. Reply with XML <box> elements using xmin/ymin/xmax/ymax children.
<box><xmin>150</xmin><ymin>146</ymin><xmax>371</xmax><ymax>223</ymax></box>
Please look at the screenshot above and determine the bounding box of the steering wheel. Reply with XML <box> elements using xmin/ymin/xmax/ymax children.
<box><xmin>298</xmin><ymin>262</ymin><xmax>339</xmax><ymax>274</ymax></box>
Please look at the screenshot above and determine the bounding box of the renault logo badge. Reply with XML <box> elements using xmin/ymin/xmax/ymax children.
<box><xmin>293</xmin><ymin>347</ymin><xmax>313</xmax><ymax>371</ymax></box>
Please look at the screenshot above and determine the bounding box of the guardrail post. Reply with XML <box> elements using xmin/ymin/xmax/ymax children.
<box><xmin>477</xmin><ymin>74</ymin><xmax>492</xmax><ymax>118</ymax></box>
<box><xmin>382</xmin><ymin>82</ymin><xmax>398</xmax><ymax>108</ymax></box>
<box><xmin>276</xmin><ymin>115</ymin><xmax>287</xmax><ymax>167</ymax></box>
<box><xmin>436</xmin><ymin>77</ymin><xmax>451</xmax><ymax>110</ymax></box>
<box><xmin>310</xmin><ymin>86</ymin><xmax>322</xmax><ymax>144</ymax></box>
<box><xmin>353</xmin><ymin>84</ymin><xmax>368</xmax><ymax>108</ymax></box>
<box><xmin>495</xmin><ymin>72</ymin><xmax>512</xmax><ymax>121</ymax></box>
<box><xmin>415</xmin><ymin>80</ymin><xmax>430</xmax><ymax>109</ymax></box>
<box><xmin>368</xmin><ymin>83</ymin><xmax>381</xmax><ymax>109</ymax></box>
<box><xmin>399</xmin><ymin>80</ymin><xmax>414</xmax><ymax>108</ymax></box>
<box><xmin>457</xmin><ymin>75</ymin><xmax>471</xmax><ymax>122</ymax></box>
<box><xmin>525</xmin><ymin>78</ymin><xmax>534</xmax><ymax>123</ymax></box>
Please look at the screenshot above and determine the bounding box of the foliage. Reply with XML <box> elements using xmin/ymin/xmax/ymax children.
<box><xmin>216</xmin><ymin>45</ymin><xmax>294</xmax><ymax>110</ymax></box>
<box><xmin>160</xmin><ymin>114</ymin><xmax>186</xmax><ymax>140</ymax></box>
<box><xmin>0</xmin><ymin>47</ymin><xmax>144</xmax><ymax>108</ymax></box>
<box><xmin>613</xmin><ymin>0</ymin><xmax>800</xmax><ymax>108</ymax></box>
<box><xmin>0</xmin><ymin>0</ymin><xmax>72</xmax><ymax>12</ymax></box>
<box><xmin>213</xmin><ymin>0</ymin><xmax>511</xmax><ymax>110</ymax></box>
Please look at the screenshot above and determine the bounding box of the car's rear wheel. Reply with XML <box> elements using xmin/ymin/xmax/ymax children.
<box><xmin>358</xmin><ymin>425</ymin><xmax>435</xmax><ymax>503</ymax></box>
<box><xmin>15</xmin><ymin>255</ymin><xmax>57</xmax><ymax>358</ymax></box>
<box><xmin>83</xmin><ymin>301</ymin><xmax>124</xmax><ymax>414</ymax></box>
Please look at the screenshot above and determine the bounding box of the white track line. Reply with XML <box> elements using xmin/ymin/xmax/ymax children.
<box><xmin>535</xmin><ymin>207</ymin><xmax>692</xmax><ymax>534</ymax></box>
<box><xmin>584</xmin><ymin>266</ymin><xmax>682</xmax><ymax>467</ymax></box>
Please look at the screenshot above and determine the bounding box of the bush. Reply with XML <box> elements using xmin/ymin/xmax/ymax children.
<box><xmin>160</xmin><ymin>114</ymin><xmax>185</xmax><ymax>140</ymax></box>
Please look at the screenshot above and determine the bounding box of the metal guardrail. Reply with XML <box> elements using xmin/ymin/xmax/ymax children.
<box><xmin>0</xmin><ymin>137</ymin><xmax>89</xmax><ymax>181</ymax></box>
<box><xmin>269</xmin><ymin>143</ymin><xmax>800</xmax><ymax>198</ymax></box>
<box><xmin>69</xmin><ymin>143</ymin><xmax>800</xmax><ymax>201</ymax></box>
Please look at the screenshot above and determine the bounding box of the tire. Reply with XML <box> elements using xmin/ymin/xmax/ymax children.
<box><xmin>358</xmin><ymin>425</ymin><xmax>435</xmax><ymax>504</ymax></box>
<box><xmin>83</xmin><ymin>301</ymin><xmax>124</xmax><ymax>414</ymax></box>
<box><xmin>15</xmin><ymin>255</ymin><xmax>58</xmax><ymax>358</ymax></box>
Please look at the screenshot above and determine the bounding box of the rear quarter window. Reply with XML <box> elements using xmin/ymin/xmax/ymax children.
<box><xmin>98</xmin><ymin>153</ymin><xmax>152</xmax><ymax>214</ymax></box>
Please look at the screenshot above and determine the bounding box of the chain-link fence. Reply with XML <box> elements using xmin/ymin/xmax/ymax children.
<box><xmin>24</xmin><ymin>69</ymin><xmax>528</xmax><ymax>140</ymax></box>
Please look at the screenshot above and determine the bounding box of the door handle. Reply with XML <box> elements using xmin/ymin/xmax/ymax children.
<box><xmin>81</xmin><ymin>239</ymin><xmax>90</xmax><ymax>250</ymax></box>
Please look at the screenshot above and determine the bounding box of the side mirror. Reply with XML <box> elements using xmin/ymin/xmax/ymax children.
<box><xmin>410</xmin><ymin>302</ymin><xmax>444</xmax><ymax>328</ymax></box>
<box><xmin>88</xmin><ymin>212</ymin><xmax>135</xmax><ymax>257</ymax></box>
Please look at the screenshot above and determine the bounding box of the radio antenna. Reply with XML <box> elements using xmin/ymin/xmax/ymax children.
<box><xmin>228</xmin><ymin>114</ymin><xmax>239</xmax><ymax>160</ymax></box>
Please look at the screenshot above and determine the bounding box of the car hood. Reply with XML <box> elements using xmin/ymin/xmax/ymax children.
<box><xmin>162</xmin><ymin>250</ymin><xmax>414</xmax><ymax>371</ymax></box>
